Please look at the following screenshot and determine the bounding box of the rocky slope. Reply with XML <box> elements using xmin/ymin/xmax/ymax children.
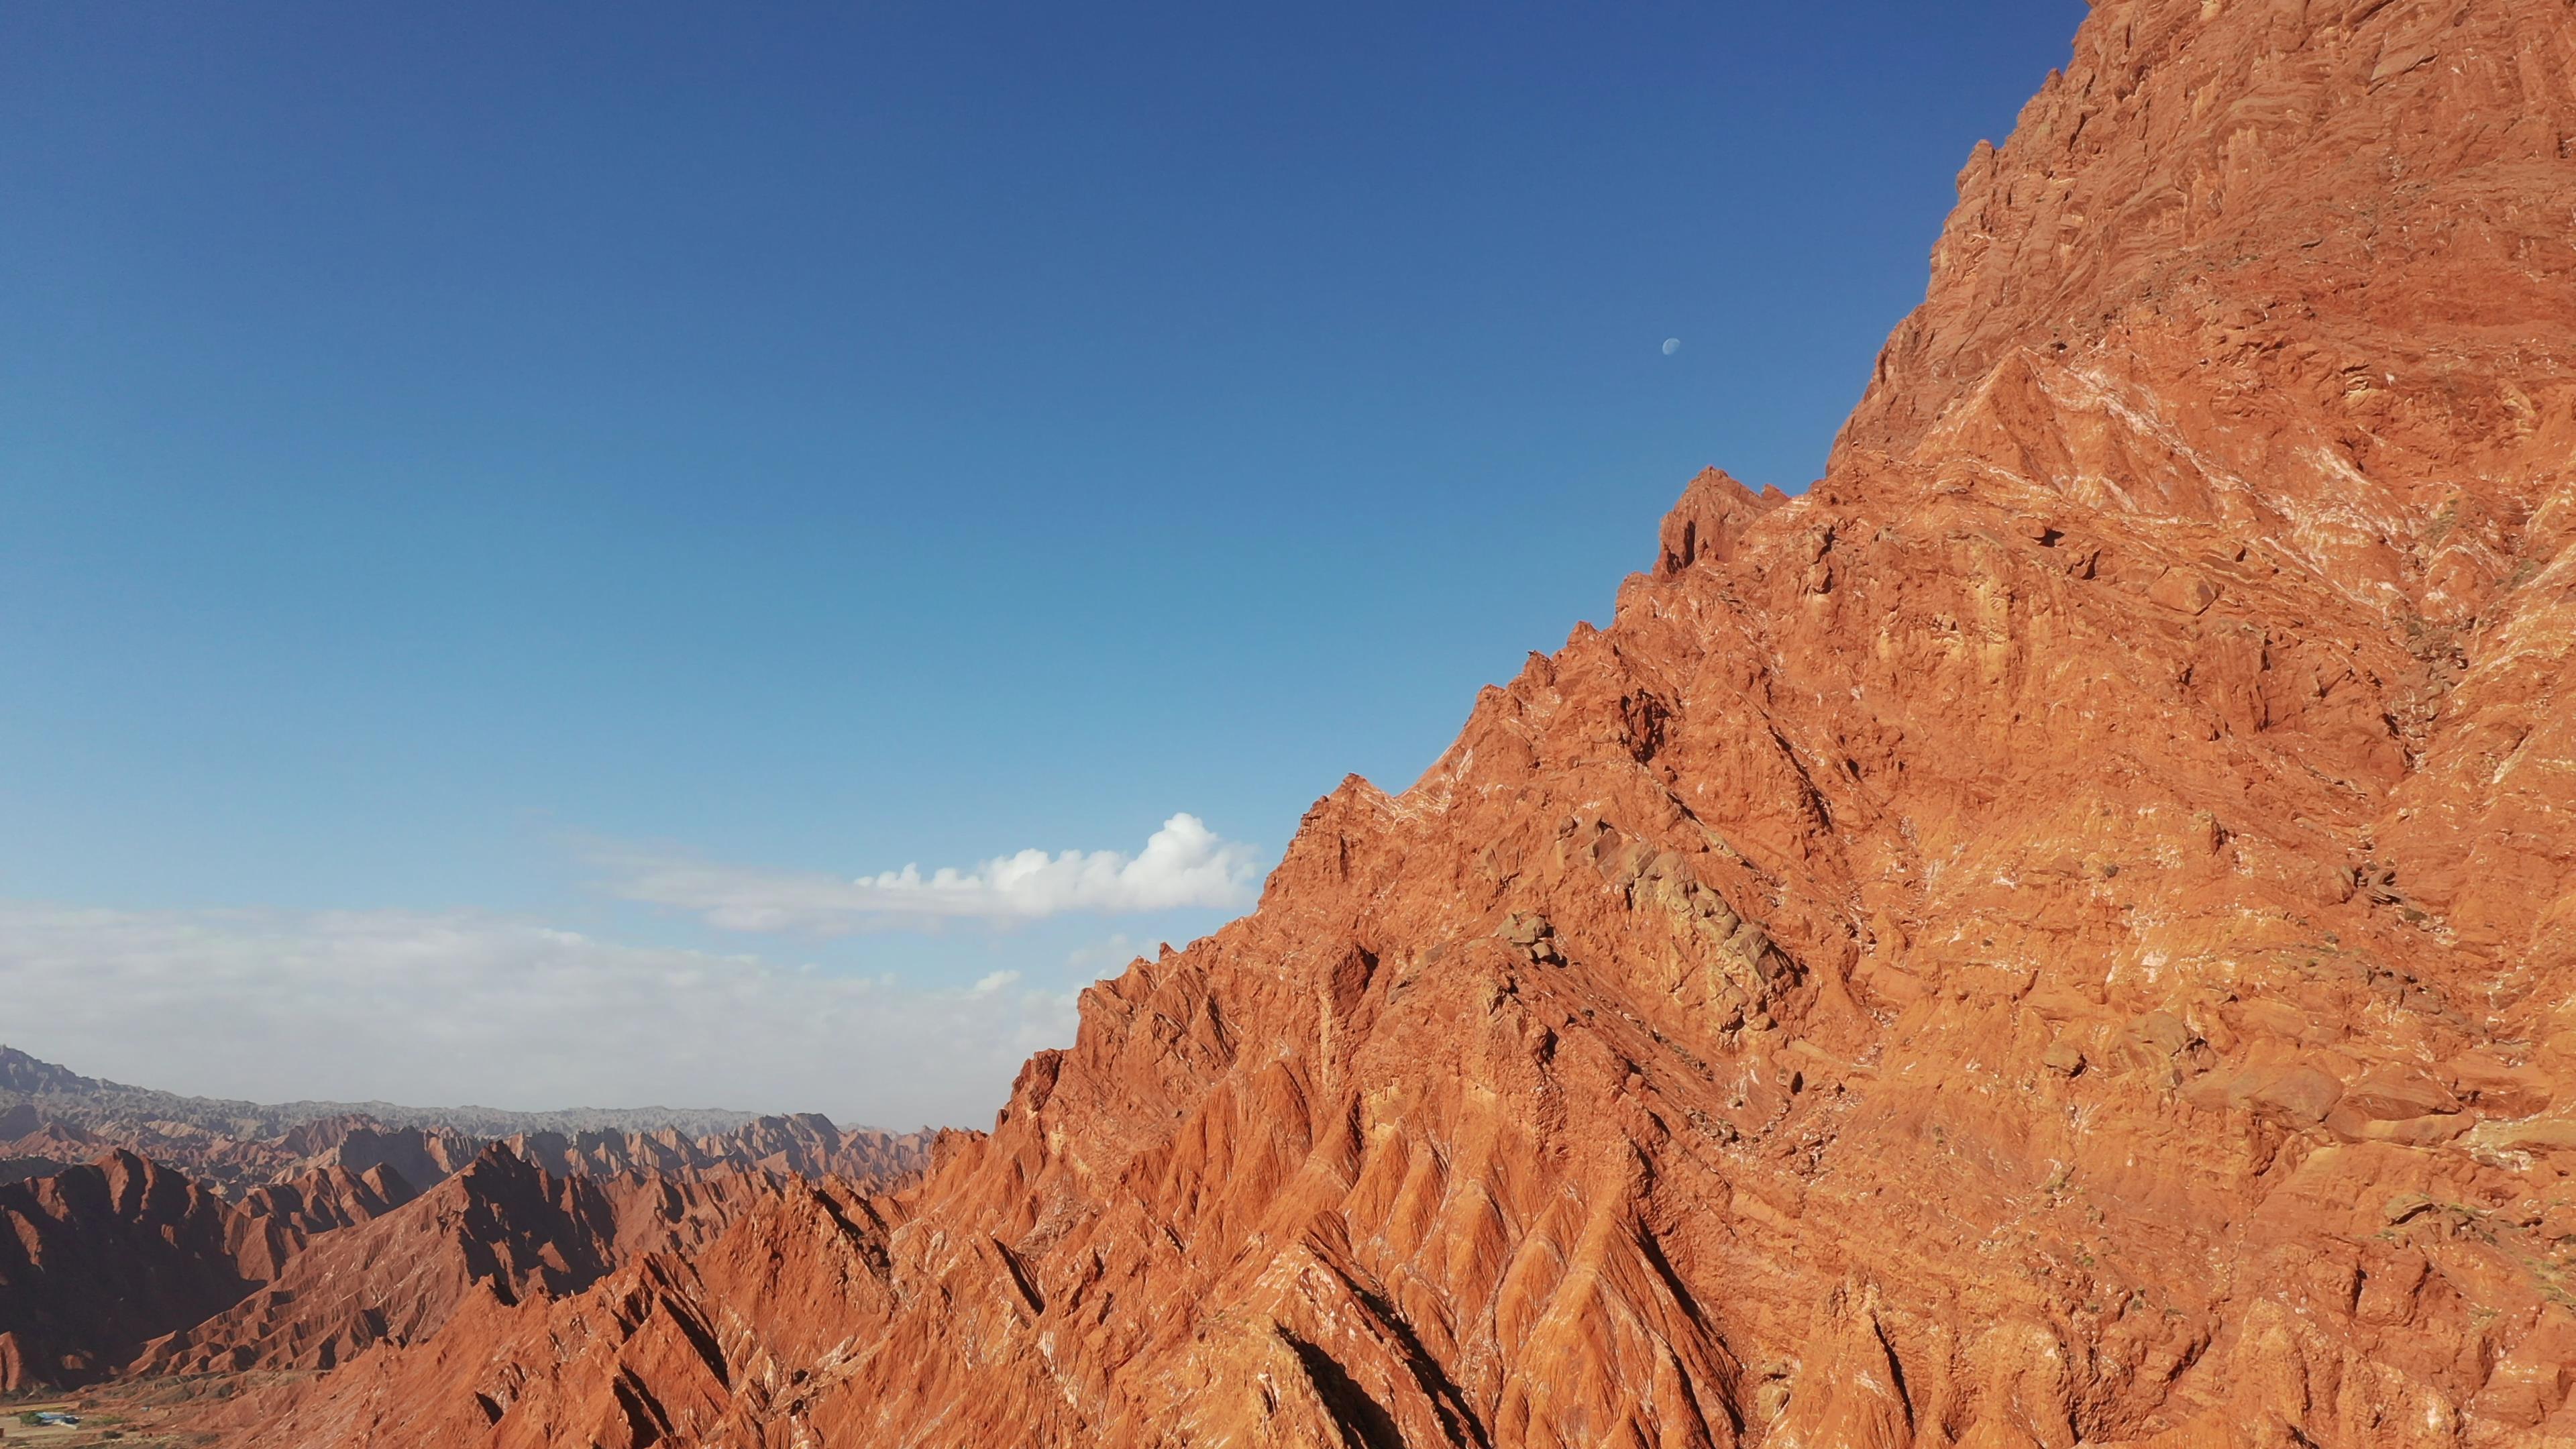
<box><xmin>2</xmin><ymin>1148</ymin><xmax>455</xmax><ymax>1390</ymax></box>
<box><xmin>195</xmin><ymin>1177</ymin><xmax>908</xmax><ymax>1447</ymax></box>
<box><xmin>0</xmin><ymin>1112</ymin><xmax>488</xmax><ymax>1200</ymax></box>
<box><xmin>0</xmin><ymin>1140</ymin><xmax>838</xmax><ymax>1393</ymax></box>
<box><xmin>0</xmin><ymin>1087</ymin><xmax>929</xmax><ymax>1392</ymax></box>
<box><xmin>136</xmin><ymin>1144</ymin><xmax>778</xmax><ymax>1377</ymax></box>
<box><xmin>0</xmin><ymin>1101</ymin><xmax>89</xmax><ymax>1185</ymax></box>
<box><xmin>1</xmin><ymin>1151</ymin><xmax>270</xmax><ymax>1390</ymax></box>
<box><xmin>165</xmin><ymin>0</ymin><xmax>2576</xmax><ymax>1444</ymax></box>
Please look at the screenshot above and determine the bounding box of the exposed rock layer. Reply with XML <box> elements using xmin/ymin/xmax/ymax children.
<box><xmin>0</xmin><ymin>1151</ymin><xmax>263</xmax><ymax>1390</ymax></box>
<box><xmin>137</xmin><ymin>1146</ymin><xmax>777</xmax><ymax>1377</ymax></box>
<box><xmin>0</xmin><ymin>1148</ymin><xmax>417</xmax><ymax>1388</ymax></box>
<box><xmin>0</xmin><ymin>1134</ymin><xmax>918</xmax><ymax>1393</ymax></box>
<box><xmin>142</xmin><ymin>0</ymin><xmax>2576</xmax><ymax>1444</ymax></box>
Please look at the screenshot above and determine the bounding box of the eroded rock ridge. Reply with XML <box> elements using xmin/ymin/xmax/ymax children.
<box><xmin>34</xmin><ymin>0</ymin><xmax>2576</xmax><ymax>1443</ymax></box>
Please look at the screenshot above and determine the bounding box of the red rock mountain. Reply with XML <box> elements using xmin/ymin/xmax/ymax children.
<box><xmin>0</xmin><ymin>1111</ymin><xmax>478</xmax><ymax>1199</ymax></box>
<box><xmin>0</xmin><ymin>1083</ymin><xmax>930</xmax><ymax>1395</ymax></box>
<box><xmin>0</xmin><ymin>1149</ymin><xmax>430</xmax><ymax>1389</ymax></box>
<box><xmin>0</xmin><ymin>1140</ymin><xmax>832</xmax><ymax>1394</ymax></box>
<box><xmin>0</xmin><ymin>1086</ymin><xmax>931</xmax><ymax>1209</ymax></box>
<box><xmin>0</xmin><ymin>1151</ymin><xmax>278</xmax><ymax>1390</ymax></box>
<box><xmin>137</xmin><ymin>1144</ymin><xmax>777</xmax><ymax>1377</ymax></box>
<box><xmin>197</xmin><ymin>1178</ymin><xmax>908</xmax><ymax>1447</ymax></box>
<box><xmin>496</xmin><ymin>1113</ymin><xmax>936</xmax><ymax>1185</ymax></box>
<box><xmin>129</xmin><ymin>0</ymin><xmax>2576</xmax><ymax>1443</ymax></box>
<box><xmin>0</xmin><ymin>1102</ymin><xmax>91</xmax><ymax>1185</ymax></box>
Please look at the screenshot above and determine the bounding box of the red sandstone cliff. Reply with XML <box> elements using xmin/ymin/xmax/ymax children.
<box><xmin>0</xmin><ymin>1149</ymin><xmax>425</xmax><ymax>1388</ymax></box>
<box><xmin>137</xmin><ymin>1144</ymin><xmax>777</xmax><ymax>1376</ymax></box>
<box><xmin>202</xmin><ymin>1178</ymin><xmax>907</xmax><ymax>1446</ymax></box>
<box><xmin>0</xmin><ymin>1152</ymin><xmax>261</xmax><ymax>1390</ymax></box>
<box><xmin>0</xmin><ymin>1136</ymin><xmax>903</xmax><ymax>1395</ymax></box>
<box><xmin>172</xmin><ymin>0</ymin><xmax>2576</xmax><ymax>1444</ymax></box>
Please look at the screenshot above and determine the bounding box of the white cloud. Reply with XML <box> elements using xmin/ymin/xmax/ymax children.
<box><xmin>603</xmin><ymin>812</ymin><xmax>1262</xmax><ymax>933</ymax></box>
<box><xmin>0</xmin><ymin>902</ymin><xmax>1081</xmax><ymax>1129</ymax></box>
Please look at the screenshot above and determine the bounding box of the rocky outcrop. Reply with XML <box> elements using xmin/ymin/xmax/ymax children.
<box><xmin>276</xmin><ymin>1113</ymin><xmax>486</xmax><ymax>1191</ymax></box>
<box><xmin>226</xmin><ymin>1161</ymin><xmax>424</xmax><ymax>1280</ymax></box>
<box><xmin>158</xmin><ymin>0</ymin><xmax>2576</xmax><ymax>1444</ymax></box>
<box><xmin>0</xmin><ymin>1133</ymin><xmax>890</xmax><ymax>1394</ymax></box>
<box><xmin>0</xmin><ymin>1104</ymin><xmax>88</xmax><ymax>1185</ymax></box>
<box><xmin>138</xmin><ymin>1144</ymin><xmax>774</xmax><ymax>1377</ymax></box>
<box><xmin>0</xmin><ymin>1148</ymin><xmax>434</xmax><ymax>1391</ymax></box>
<box><xmin>194</xmin><ymin>1179</ymin><xmax>906</xmax><ymax>1447</ymax></box>
<box><xmin>0</xmin><ymin>1151</ymin><xmax>258</xmax><ymax>1389</ymax></box>
<box><xmin>0</xmin><ymin>1106</ymin><xmax>479</xmax><ymax>1199</ymax></box>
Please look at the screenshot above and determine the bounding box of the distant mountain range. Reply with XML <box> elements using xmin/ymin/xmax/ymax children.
<box><xmin>0</xmin><ymin>1047</ymin><xmax>939</xmax><ymax>1397</ymax></box>
<box><xmin>0</xmin><ymin>1044</ymin><xmax>764</xmax><ymax>1139</ymax></box>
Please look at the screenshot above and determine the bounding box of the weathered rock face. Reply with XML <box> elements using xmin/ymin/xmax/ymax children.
<box><xmin>195</xmin><ymin>1179</ymin><xmax>908</xmax><ymax>1448</ymax></box>
<box><xmin>137</xmin><ymin>1144</ymin><xmax>775</xmax><ymax>1377</ymax></box>
<box><xmin>224</xmin><ymin>1159</ymin><xmax>425</xmax><ymax>1281</ymax></box>
<box><xmin>1</xmin><ymin>1103</ymin><xmax>102</xmax><ymax>1187</ymax></box>
<box><xmin>168</xmin><ymin>1</ymin><xmax>2576</xmax><ymax>1444</ymax></box>
<box><xmin>0</xmin><ymin>1141</ymin><xmax>816</xmax><ymax>1393</ymax></box>
<box><xmin>1</xmin><ymin>1148</ymin><xmax>449</xmax><ymax>1389</ymax></box>
<box><xmin>276</xmin><ymin>1113</ymin><xmax>486</xmax><ymax>1193</ymax></box>
<box><xmin>0</xmin><ymin>1151</ymin><xmax>258</xmax><ymax>1389</ymax></box>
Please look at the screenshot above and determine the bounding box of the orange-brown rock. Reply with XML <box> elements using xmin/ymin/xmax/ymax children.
<box><xmin>0</xmin><ymin>1100</ymin><xmax>480</xmax><ymax>1200</ymax></box>
<box><xmin>0</xmin><ymin>1104</ymin><xmax>101</xmax><ymax>1187</ymax></box>
<box><xmin>0</xmin><ymin>1137</ymin><xmax>863</xmax><ymax>1395</ymax></box>
<box><xmin>193</xmin><ymin>1178</ymin><xmax>906</xmax><ymax>1447</ymax></box>
<box><xmin>0</xmin><ymin>1148</ymin><xmax>439</xmax><ymax>1391</ymax></box>
<box><xmin>135</xmin><ymin>1144</ymin><xmax>777</xmax><ymax>1377</ymax></box>
<box><xmin>274</xmin><ymin>1112</ymin><xmax>486</xmax><ymax>1190</ymax></box>
<box><xmin>225</xmin><ymin>1160</ymin><xmax>423</xmax><ymax>1280</ymax></box>
<box><xmin>169</xmin><ymin>0</ymin><xmax>2576</xmax><ymax>1444</ymax></box>
<box><xmin>0</xmin><ymin>1151</ymin><xmax>258</xmax><ymax>1390</ymax></box>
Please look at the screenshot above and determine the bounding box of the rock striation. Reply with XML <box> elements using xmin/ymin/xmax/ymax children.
<box><xmin>0</xmin><ymin>1148</ymin><xmax>435</xmax><ymax>1389</ymax></box>
<box><xmin>0</xmin><ymin>1142</ymin><xmax>838</xmax><ymax>1393</ymax></box>
<box><xmin>123</xmin><ymin>0</ymin><xmax>2576</xmax><ymax>1443</ymax></box>
<box><xmin>0</xmin><ymin>1151</ymin><xmax>261</xmax><ymax>1390</ymax></box>
<box><xmin>136</xmin><ymin>1144</ymin><xmax>777</xmax><ymax>1377</ymax></box>
<box><xmin>193</xmin><ymin>1177</ymin><xmax>908</xmax><ymax>1447</ymax></box>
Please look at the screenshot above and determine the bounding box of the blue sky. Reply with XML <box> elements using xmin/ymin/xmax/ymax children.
<box><xmin>0</xmin><ymin>1</ymin><xmax>2086</xmax><ymax>1125</ymax></box>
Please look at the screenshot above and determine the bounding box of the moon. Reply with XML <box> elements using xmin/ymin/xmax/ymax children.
<box><xmin>1662</xmin><ymin>337</ymin><xmax>1681</xmax><ymax>356</ymax></box>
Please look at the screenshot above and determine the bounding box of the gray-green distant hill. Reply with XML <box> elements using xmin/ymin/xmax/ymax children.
<box><xmin>0</xmin><ymin>1044</ymin><xmax>758</xmax><ymax>1139</ymax></box>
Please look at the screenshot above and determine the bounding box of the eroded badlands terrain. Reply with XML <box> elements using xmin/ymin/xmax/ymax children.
<box><xmin>9</xmin><ymin>0</ymin><xmax>2576</xmax><ymax>1443</ymax></box>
